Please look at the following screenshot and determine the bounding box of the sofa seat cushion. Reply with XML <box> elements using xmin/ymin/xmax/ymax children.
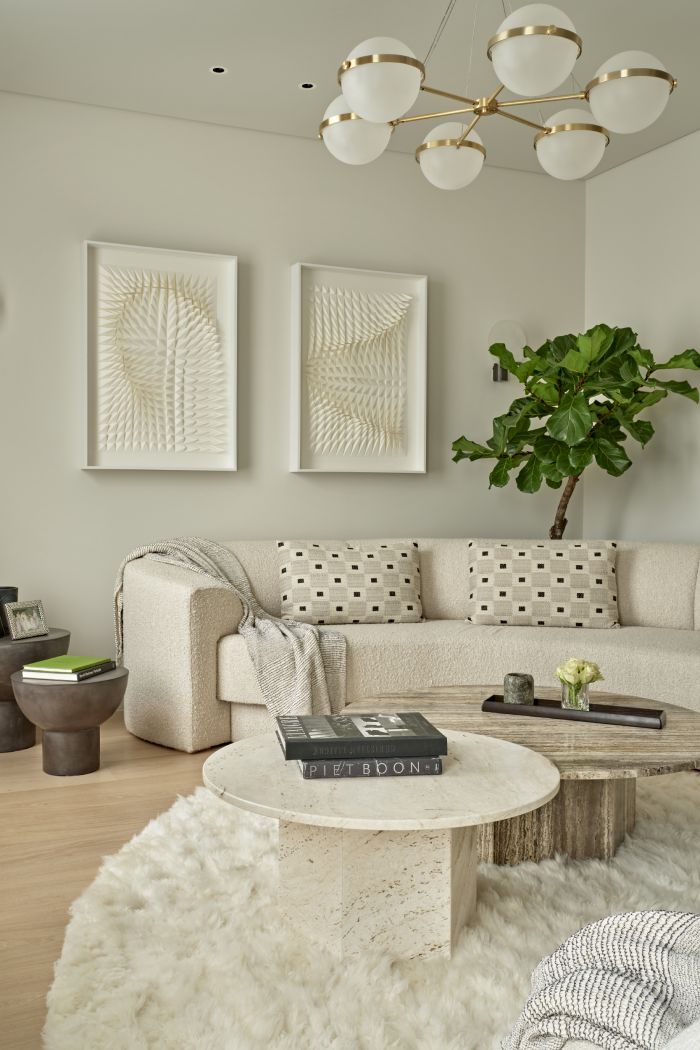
<box><xmin>217</xmin><ymin>622</ymin><xmax>700</xmax><ymax>713</ymax></box>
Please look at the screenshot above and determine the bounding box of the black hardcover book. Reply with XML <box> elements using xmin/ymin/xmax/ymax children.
<box><xmin>275</xmin><ymin>712</ymin><xmax>448</xmax><ymax>761</ymax></box>
<box><xmin>298</xmin><ymin>756</ymin><xmax>443</xmax><ymax>779</ymax></box>
<box><xmin>482</xmin><ymin>695</ymin><xmax>666</xmax><ymax>730</ymax></box>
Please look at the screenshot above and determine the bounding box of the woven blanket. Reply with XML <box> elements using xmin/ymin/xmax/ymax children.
<box><xmin>114</xmin><ymin>538</ymin><xmax>346</xmax><ymax>718</ymax></box>
<box><xmin>503</xmin><ymin>911</ymin><xmax>700</xmax><ymax>1050</ymax></box>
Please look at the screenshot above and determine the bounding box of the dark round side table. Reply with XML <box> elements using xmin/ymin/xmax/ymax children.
<box><xmin>0</xmin><ymin>628</ymin><xmax>70</xmax><ymax>752</ymax></box>
<box><xmin>11</xmin><ymin>666</ymin><xmax>129</xmax><ymax>775</ymax></box>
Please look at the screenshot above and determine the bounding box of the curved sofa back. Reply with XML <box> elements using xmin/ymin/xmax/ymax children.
<box><xmin>222</xmin><ymin>539</ymin><xmax>700</xmax><ymax>630</ymax></box>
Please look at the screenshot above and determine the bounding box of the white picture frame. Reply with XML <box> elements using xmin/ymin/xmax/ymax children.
<box><xmin>83</xmin><ymin>241</ymin><xmax>237</xmax><ymax>470</ymax></box>
<box><xmin>290</xmin><ymin>262</ymin><xmax>427</xmax><ymax>473</ymax></box>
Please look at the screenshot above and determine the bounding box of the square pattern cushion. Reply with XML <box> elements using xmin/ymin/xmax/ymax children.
<box><xmin>277</xmin><ymin>541</ymin><xmax>422</xmax><ymax>625</ymax></box>
<box><xmin>467</xmin><ymin>541</ymin><xmax>619</xmax><ymax>628</ymax></box>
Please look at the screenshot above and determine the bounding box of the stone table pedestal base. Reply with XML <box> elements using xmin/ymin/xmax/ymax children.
<box><xmin>279</xmin><ymin>821</ymin><xmax>477</xmax><ymax>959</ymax></box>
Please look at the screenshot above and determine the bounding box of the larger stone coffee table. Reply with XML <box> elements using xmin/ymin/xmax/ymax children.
<box><xmin>345</xmin><ymin>686</ymin><xmax>700</xmax><ymax>865</ymax></box>
<box><xmin>203</xmin><ymin>730</ymin><xmax>559</xmax><ymax>960</ymax></box>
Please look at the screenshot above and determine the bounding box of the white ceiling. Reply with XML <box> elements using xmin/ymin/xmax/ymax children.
<box><xmin>0</xmin><ymin>0</ymin><xmax>696</xmax><ymax>177</ymax></box>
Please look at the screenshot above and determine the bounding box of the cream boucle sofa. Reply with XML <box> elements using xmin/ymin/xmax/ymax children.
<box><xmin>122</xmin><ymin>538</ymin><xmax>700</xmax><ymax>753</ymax></box>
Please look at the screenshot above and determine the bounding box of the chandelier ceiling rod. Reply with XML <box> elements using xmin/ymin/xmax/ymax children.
<box><xmin>320</xmin><ymin>5</ymin><xmax>678</xmax><ymax>186</ymax></box>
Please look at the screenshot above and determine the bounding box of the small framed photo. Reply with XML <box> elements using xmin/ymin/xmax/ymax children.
<box><xmin>3</xmin><ymin>600</ymin><xmax>49</xmax><ymax>640</ymax></box>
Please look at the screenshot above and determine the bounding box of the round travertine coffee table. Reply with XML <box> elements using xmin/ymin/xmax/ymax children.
<box><xmin>203</xmin><ymin>730</ymin><xmax>559</xmax><ymax>960</ymax></box>
<box><xmin>345</xmin><ymin>686</ymin><xmax>700</xmax><ymax>864</ymax></box>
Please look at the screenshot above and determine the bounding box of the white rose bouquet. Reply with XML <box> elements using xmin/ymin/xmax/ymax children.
<box><xmin>555</xmin><ymin>658</ymin><xmax>603</xmax><ymax>710</ymax></box>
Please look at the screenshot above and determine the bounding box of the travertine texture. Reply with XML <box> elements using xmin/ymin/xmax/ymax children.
<box><xmin>202</xmin><ymin>730</ymin><xmax>560</xmax><ymax>831</ymax></box>
<box><xmin>278</xmin><ymin>821</ymin><xmax>476</xmax><ymax>959</ymax></box>
<box><xmin>205</xmin><ymin>729</ymin><xmax>556</xmax><ymax>959</ymax></box>
<box><xmin>346</xmin><ymin>687</ymin><xmax>700</xmax><ymax>863</ymax></box>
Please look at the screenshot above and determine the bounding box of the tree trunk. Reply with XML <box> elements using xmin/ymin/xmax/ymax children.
<box><xmin>549</xmin><ymin>474</ymin><xmax>581</xmax><ymax>539</ymax></box>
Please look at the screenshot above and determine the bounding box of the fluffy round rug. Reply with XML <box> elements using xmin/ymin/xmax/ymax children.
<box><xmin>45</xmin><ymin>773</ymin><xmax>700</xmax><ymax>1050</ymax></box>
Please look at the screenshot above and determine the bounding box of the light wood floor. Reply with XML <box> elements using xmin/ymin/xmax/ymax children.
<box><xmin>0</xmin><ymin>710</ymin><xmax>216</xmax><ymax>1050</ymax></box>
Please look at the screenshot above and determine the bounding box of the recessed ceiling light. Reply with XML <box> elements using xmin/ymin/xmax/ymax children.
<box><xmin>210</xmin><ymin>66</ymin><xmax>227</xmax><ymax>75</ymax></box>
<box><xmin>298</xmin><ymin>82</ymin><xmax>316</xmax><ymax>90</ymax></box>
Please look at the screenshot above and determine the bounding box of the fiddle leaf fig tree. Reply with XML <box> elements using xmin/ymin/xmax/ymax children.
<box><xmin>452</xmin><ymin>324</ymin><xmax>700</xmax><ymax>539</ymax></box>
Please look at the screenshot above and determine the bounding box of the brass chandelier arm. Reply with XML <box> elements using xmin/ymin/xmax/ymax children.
<box><xmin>455</xmin><ymin>112</ymin><xmax>483</xmax><ymax>148</ymax></box>
<box><xmin>495</xmin><ymin>108</ymin><xmax>548</xmax><ymax>133</ymax></box>
<box><xmin>421</xmin><ymin>84</ymin><xmax>476</xmax><ymax>106</ymax></box>
<box><xmin>392</xmin><ymin>105</ymin><xmax>476</xmax><ymax>127</ymax></box>
<box><xmin>497</xmin><ymin>91</ymin><xmax>586</xmax><ymax>108</ymax></box>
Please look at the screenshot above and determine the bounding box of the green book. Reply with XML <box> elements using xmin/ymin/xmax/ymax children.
<box><xmin>23</xmin><ymin>655</ymin><xmax>112</xmax><ymax>673</ymax></box>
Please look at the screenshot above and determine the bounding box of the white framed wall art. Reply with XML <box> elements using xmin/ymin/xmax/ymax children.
<box><xmin>290</xmin><ymin>262</ymin><xmax>427</xmax><ymax>473</ymax></box>
<box><xmin>83</xmin><ymin>241</ymin><xmax>237</xmax><ymax>470</ymax></box>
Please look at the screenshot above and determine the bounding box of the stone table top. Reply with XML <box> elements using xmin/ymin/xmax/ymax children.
<box><xmin>344</xmin><ymin>686</ymin><xmax>700</xmax><ymax>780</ymax></box>
<box><xmin>203</xmin><ymin>730</ymin><xmax>560</xmax><ymax>832</ymax></box>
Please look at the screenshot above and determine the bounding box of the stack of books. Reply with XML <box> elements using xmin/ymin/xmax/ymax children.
<box><xmin>275</xmin><ymin>712</ymin><xmax>447</xmax><ymax>779</ymax></box>
<box><xmin>22</xmin><ymin>655</ymin><xmax>116</xmax><ymax>682</ymax></box>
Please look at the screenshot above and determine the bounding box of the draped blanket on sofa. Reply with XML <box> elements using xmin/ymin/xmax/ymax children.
<box><xmin>114</xmin><ymin>538</ymin><xmax>346</xmax><ymax>718</ymax></box>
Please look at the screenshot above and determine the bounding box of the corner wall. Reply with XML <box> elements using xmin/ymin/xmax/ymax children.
<box><xmin>584</xmin><ymin>131</ymin><xmax>700</xmax><ymax>540</ymax></box>
<box><xmin>0</xmin><ymin>92</ymin><xmax>584</xmax><ymax>650</ymax></box>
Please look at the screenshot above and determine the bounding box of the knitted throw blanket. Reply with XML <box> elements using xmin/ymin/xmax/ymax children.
<box><xmin>114</xmin><ymin>538</ymin><xmax>346</xmax><ymax>718</ymax></box>
<box><xmin>503</xmin><ymin>911</ymin><xmax>700</xmax><ymax>1050</ymax></box>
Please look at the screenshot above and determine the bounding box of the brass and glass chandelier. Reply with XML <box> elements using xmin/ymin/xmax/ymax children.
<box><xmin>319</xmin><ymin>3</ymin><xmax>677</xmax><ymax>187</ymax></box>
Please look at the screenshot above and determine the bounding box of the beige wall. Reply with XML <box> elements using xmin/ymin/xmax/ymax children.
<box><xmin>584</xmin><ymin>130</ymin><xmax>700</xmax><ymax>541</ymax></box>
<box><xmin>0</xmin><ymin>92</ymin><xmax>584</xmax><ymax>650</ymax></box>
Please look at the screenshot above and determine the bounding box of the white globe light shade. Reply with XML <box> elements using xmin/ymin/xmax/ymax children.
<box><xmin>417</xmin><ymin>122</ymin><xmax>485</xmax><ymax>190</ymax></box>
<box><xmin>490</xmin><ymin>4</ymin><xmax>579</xmax><ymax>96</ymax></box>
<box><xmin>587</xmin><ymin>51</ymin><xmax>672</xmax><ymax>134</ymax></box>
<box><xmin>320</xmin><ymin>95</ymin><xmax>391</xmax><ymax>165</ymax></box>
<box><xmin>340</xmin><ymin>37</ymin><xmax>422</xmax><ymax>123</ymax></box>
<box><xmin>535</xmin><ymin>107</ymin><xmax>607</xmax><ymax>180</ymax></box>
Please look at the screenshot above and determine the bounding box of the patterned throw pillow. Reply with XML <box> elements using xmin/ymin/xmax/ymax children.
<box><xmin>466</xmin><ymin>541</ymin><xmax>619</xmax><ymax>628</ymax></box>
<box><xmin>277</xmin><ymin>542</ymin><xmax>422</xmax><ymax>625</ymax></box>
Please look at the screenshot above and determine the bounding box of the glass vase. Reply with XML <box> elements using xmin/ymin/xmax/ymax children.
<box><xmin>561</xmin><ymin>681</ymin><xmax>590</xmax><ymax>711</ymax></box>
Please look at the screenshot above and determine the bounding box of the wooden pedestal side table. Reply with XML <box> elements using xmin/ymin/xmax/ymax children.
<box><xmin>11</xmin><ymin>666</ymin><xmax>129</xmax><ymax>775</ymax></box>
<box><xmin>0</xmin><ymin>628</ymin><xmax>70</xmax><ymax>752</ymax></box>
<box><xmin>204</xmin><ymin>730</ymin><xmax>559</xmax><ymax>960</ymax></box>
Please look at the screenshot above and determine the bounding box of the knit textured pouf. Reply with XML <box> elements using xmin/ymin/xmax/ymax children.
<box><xmin>45</xmin><ymin>773</ymin><xmax>700</xmax><ymax>1050</ymax></box>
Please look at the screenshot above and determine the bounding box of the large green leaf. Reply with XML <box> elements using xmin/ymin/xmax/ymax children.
<box><xmin>489</xmin><ymin>458</ymin><xmax>514</xmax><ymax>488</ymax></box>
<box><xmin>629</xmin><ymin>389</ymin><xmax>667</xmax><ymax>415</ymax></box>
<box><xmin>653</xmin><ymin>349</ymin><xmax>700</xmax><ymax>372</ymax></box>
<box><xmin>533</xmin><ymin>435</ymin><xmax>565</xmax><ymax>465</ymax></box>
<box><xmin>515</xmin><ymin>456</ymin><xmax>543</xmax><ymax>493</ymax></box>
<box><xmin>648</xmin><ymin>378</ymin><xmax>700</xmax><ymax>403</ymax></box>
<box><xmin>593</xmin><ymin>437</ymin><xmax>632</xmax><ymax>477</ymax></box>
<box><xmin>568</xmin><ymin>439</ymin><xmax>594</xmax><ymax>472</ymax></box>
<box><xmin>560</xmin><ymin>326</ymin><xmax>613</xmax><ymax>373</ymax></box>
<box><xmin>618</xmin><ymin>356</ymin><xmax>641</xmax><ymax>383</ymax></box>
<box><xmin>546</xmin><ymin>391</ymin><xmax>593</xmax><ymax>445</ymax></box>
<box><xmin>617</xmin><ymin>415</ymin><xmax>654</xmax><ymax>446</ymax></box>
<box><xmin>451</xmin><ymin>437</ymin><xmax>493</xmax><ymax>462</ymax></box>
<box><xmin>630</xmin><ymin>346</ymin><xmax>654</xmax><ymax>371</ymax></box>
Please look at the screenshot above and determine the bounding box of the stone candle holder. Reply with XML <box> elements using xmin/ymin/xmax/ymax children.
<box><xmin>503</xmin><ymin>672</ymin><xmax>535</xmax><ymax>706</ymax></box>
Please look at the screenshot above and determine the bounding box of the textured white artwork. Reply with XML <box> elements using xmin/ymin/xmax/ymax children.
<box><xmin>84</xmin><ymin>242</ymin><xmax>237</xmax><ymax>470</ymax></box>
<box><xmin>291</xmin><ymin>263</ymin><xmax>427</xmax><ymax>473</ymax></box>
<box><xmin>305</xmin><ymin>285</ymin><xmax>412</xmax><ymax>457</ymax></box>
<box><xmin>97</xmin><ymin>267</ymin><xmax>227</xmax><ymax>454</ymax></box>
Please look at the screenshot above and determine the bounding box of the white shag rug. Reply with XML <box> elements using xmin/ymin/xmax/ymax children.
<box><xmin>45</xmin><ymin>773</ymin><xmax>700</xmax><ymax>1050</ymax></box>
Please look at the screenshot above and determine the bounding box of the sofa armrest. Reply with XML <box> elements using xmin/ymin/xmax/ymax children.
<box><xmin>122</xmin><ymin>559</ymin><xmax>243</xmax><ymax>752</ymax></box>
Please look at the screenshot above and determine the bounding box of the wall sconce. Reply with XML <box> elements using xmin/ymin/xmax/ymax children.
<box><xmin>488</xmin><ymin>320</ymin><xmax>527</xmax><ymax>382</ymax></box>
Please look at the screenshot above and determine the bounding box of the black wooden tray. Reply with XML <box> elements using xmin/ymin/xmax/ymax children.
<box><xmin>482</xmin><ymin>695</ymin><xmax>666</xmax><ymax>730</ymax></box>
